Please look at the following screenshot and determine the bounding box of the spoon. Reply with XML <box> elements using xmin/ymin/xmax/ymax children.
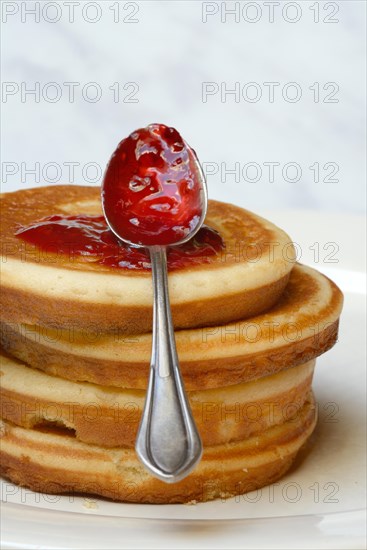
<box><xmin>101</xmin><ymin>124</ymin><xmax>206</xmax><ymax>483</ymax></box>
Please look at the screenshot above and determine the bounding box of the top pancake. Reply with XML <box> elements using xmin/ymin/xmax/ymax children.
<box><xmin>0</xmin><ymin>186</ymin><xmax>295</xmax><ymax>333</ymax></box>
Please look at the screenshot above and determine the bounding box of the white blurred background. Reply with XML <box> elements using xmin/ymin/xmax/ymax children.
<box><xmin>1</xmin><ymin>0</ymin><xmax>366</xmax><ymax>215</ymax></box>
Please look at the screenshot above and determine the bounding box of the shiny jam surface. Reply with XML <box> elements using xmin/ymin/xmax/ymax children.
<box><xmin>15</xmin><ymin>214</ymin><xmax>224</xmax><ymax>271</ymax></box>
<box><xmin>101</xmin><ymin>123</ymin><xmax>204</xmax><ymax>246</ymax></box>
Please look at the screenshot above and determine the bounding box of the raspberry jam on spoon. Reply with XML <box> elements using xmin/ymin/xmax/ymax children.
<box><xmin>102</xmin><ymin>123</ymin><xmax>205</xmax><ymax>246</ymax></box>
<box><xmin>101</xmin><ymin>124</ymin><xmax>204</xmax><ymax>483</ymax></box>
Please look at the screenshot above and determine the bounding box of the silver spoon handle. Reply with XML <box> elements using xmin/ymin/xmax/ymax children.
<box><xmin>135</xmin><ymin>246</ymin><xmax>202</xmax><ymax>483</ymax></box>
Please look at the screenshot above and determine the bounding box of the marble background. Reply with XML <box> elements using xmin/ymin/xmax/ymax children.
<box><xmin>1</xmin><ymin>0</ymin><xmax>366</xmax><ymax>214</ymax></box>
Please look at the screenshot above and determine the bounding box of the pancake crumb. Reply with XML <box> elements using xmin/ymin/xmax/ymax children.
<box><xmin>185</xmin><ymin>499</ymin><xmax>197</xmax><ymax>506</ymax></box>
<box><xmin>83</xmin><ymin>498</ymin><xmax>98</xmax><ymax>509</ymax></box>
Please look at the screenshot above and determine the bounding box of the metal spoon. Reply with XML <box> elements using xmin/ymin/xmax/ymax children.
<box><xmin>102</xmin><ymin>153</ymin><xmax>207</xmax><ymax>483</ymax></box>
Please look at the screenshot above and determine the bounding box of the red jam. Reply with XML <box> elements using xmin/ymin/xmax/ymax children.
<box><xmin>15</xmin><ymin>215</ymin><xmax>224</xmax><ymax>271</ymax></box>
<box><xmin>101</xmin><ymin>124</ymin><xmax>204</xmax><ymax>246</ymax></box>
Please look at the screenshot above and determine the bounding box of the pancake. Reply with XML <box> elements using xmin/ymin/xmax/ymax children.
<box><xmin>0</xmin><ymin>185</ymin><xmax>343</xmax><ymax>505</ymax></box>
<box><xmin>0</xmin><ymin>393</ymin><xmax>317</xmax><ymax>504</ymax></box>
<box><xmin>0</xmin><ymin>351</ymin><xmax>315</xmax><ymax>448</ymax></box>
<box><xmin>0</xmin><ymin>186</ymin><xmax>295</xmax><ymax>333</ymax></box>
<box><xmin>0</xmin><ymin>264</ymin><xmax>343</xmax><ymax>390</ymax></box>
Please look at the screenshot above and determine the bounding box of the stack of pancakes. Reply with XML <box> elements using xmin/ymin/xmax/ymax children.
<box><xmin>0</xmin><ymin>186</ymin><xmax>343</xmax><ymax>504</ymax></box>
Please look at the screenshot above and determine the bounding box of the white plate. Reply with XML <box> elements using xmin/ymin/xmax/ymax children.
<box><xmin>1</xmin><ymin>211</ymin><xmax>366</xmax><ymax>549</ymax></box>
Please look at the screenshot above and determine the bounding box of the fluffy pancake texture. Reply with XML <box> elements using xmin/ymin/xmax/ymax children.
<box><xmin>0</xmin><ymin>351</ymin><xmax>315</xmax><ymax>448</ymax></box>
<box><xmin>0</xmin><ymin>186</ymin><xmax>295</xmax><ymax>333</ymax></box>
<box><xmin>0</xmin><ymin>394</ymin><xmax>317</xmax><ymax>504</ymax></box>
<box><xmin>0</xmin><ymin>264</ymin><xmax>343</xmax><ymax>390</ymax></box>
<box><xmin>0</xmin><ymin>185</ymin><xmax>343</xmax><ymax>504</ymax></box>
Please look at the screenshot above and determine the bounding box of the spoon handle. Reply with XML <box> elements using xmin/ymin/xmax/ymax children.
<box><xmin>135</xmin><ymin>246</ymin><xmax>203</xmax><ymax>483</ymax></box>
